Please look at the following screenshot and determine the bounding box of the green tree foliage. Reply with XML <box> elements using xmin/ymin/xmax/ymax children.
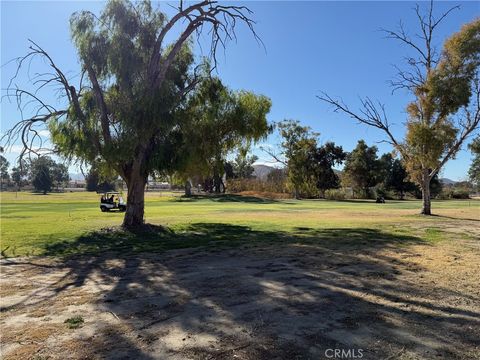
<box><xmin>51</xmin><ymin>163</ymin><xmax>70</xmax><ymax>190</ymax></box>
<box><xmin>311</xmin><ymin>142</ymin><xmax>346</xmax><ymax>197</ymax></box>
<box><xmin>320</xmin><ymin>7</ymin><xmax>480</xmax><ymax>214</ymax></box>
<box><xmin>342</xmin><ymin>140</ymin><xmax>382</xmax><ymax>198</ymax></box>
<box><xmin>275</xmin><ymin>120</ymin><xmax>318</xmax><ymax>198</ymax></box>
<box><xmin>226</xmin><ymin>148</ymin><xmax>259</xmax><ymax>180</ymax></box>
<box><xmin>30</xmin><ymin>157</ymin><xmax>54</xmax><ymax>194</ymax></box>
<box><xmin>85</xmin><ymin>163</ymin><xmax>117</xmax><ymax>192</ymax></box>
<box><xmin>272</xmin><ymin>121</ymin><xmax>345</xmax><ymax>198</ymax></box>
<box><xmin>10</xmin><ymin>160</ymin><xmax>29</xmax><ymax>191</ymax></box>
<box><xmin>468</xmin><ymin>136</ymin><xmax>480</xmax><ymax>189</ymax></box>
<box><xmin>85</xmin><ymin>168</ymin><xmax>100</xmax><ymax>192</ymax></box>
<box><xmin>176</xmin><ymin>78</ymin><xmax>271</xmax><ymax>192</ymax></box>
<box><xmin>396</xmin><ymin>16</ymin><xmax>479</xmax><ymax>213</ymax></box>
<box><xmin>3</xmin><ymin>0</ymin><xmax>260</xmax><ymax>228</ymax></box>
<box><xmin>0</xmin><ymin>155</ymin><xmax>10</xmax><ymax>188</ymax></box>
<box><xmin>378</xmin><ymin>153</ymin><xmax>416</xmax><ymax>199</ymax></box>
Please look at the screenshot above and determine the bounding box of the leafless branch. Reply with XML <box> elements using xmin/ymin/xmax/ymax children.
<box><xmin>317</xmin><ymin>92</ymin><xmax>405</xmax><ymax>155</ymax></box>
<box><xmin>383</xmin><ymin>1</ymin><xmax>459</xmax><ymax>92</ymax></box>
<box><xmin>381</xmin><ymin>21</ymin><xmax>428</xmax><ymax>66</ymax></box>
<box><xmin>1</xmin><ymin>40</ymin><xmax>85</xmax><ymax>163</ymax></box>
<box><xmin>259</xmin><ymin>146</ymin><xmax>287</xmax><ymax>166</ymax></box>
<box><xmin>149</xmin><ymin>1</ymin><xmax>262</xmax><ymax>91</ymax></box>
<box><xmin>1</xmin><ymin>110</ymin><xmax>67</xmax><ymax>162</ymax></box>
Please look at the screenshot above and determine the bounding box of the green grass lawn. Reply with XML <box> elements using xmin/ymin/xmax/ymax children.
<box><xmin>1</xmin><ymin>191</ymin><xmax>478</xmax><ymax>257</ymax></box>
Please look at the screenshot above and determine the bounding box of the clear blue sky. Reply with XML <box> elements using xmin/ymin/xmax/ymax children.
<box><xmin>1</xmin><ymin>1</ymin><xmax>479</xmax><ymax>180</ymax></box>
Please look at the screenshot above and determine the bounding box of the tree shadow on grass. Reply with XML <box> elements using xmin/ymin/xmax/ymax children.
<box><xmin>431</xmin><ymin>214</ymin><xmax>480</xmax><ymax>222</ymax></box>
<box><xmin>172</xmin><ymin>194</ymin><xmax>281</xmax><ymax>204</ymax></box>
<box><xmin>2</xmin><ymin>224</ymin><xmax>480</xmax><ymax>359</ymax></box>
<box><xmin>40</xmin><ymin>224</ymin><xmax>425</xmax><ymax>257</ymax></box>
<box><xmin>336</xmin><ymin>199</ymin><xmax>406</xmax><ymax>204</ymax></box>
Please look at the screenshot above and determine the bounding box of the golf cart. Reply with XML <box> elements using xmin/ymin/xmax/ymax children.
<box><xmin>99</xmin><ymin>192</ymin><xmax>127</xmax><ymax>212</ymax></box>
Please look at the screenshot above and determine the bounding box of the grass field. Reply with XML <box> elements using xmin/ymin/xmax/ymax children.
<box><xmin>2</xmin><ymin>191</ymin><xmax>480</xmax><ymax>359</ymax></box>
<box><xmin>1</xmin><ymin>191</ymin><xmax>478</xmax><ymax>257</ymax></box>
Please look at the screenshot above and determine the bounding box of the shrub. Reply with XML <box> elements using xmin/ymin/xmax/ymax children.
<box><xmin>228</xmin><ymin>178</ymin><xmax>288</xmax><ymax>194</ymax></box>
<box><xmin>437</xmin><ymin>189</ymin><xmax>470</xmax><ymax>199</ymax></box>
<box><xmin>451</xmin><ymin>189</ymin><xmax>470</xmax><ymax>199</ymax></box>
<box><xmin>325</xmin><ymin>189</ymin><xmax>347</xmax><ymax>200</ymax></box>
<box><xmin>436</xmin><ymin>191</ymin><xmax>451</xmax><ymax>200</ymax></box>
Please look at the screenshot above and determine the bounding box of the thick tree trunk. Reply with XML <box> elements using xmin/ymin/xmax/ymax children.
<box><xmin>213</xmin><ymin>172</ymin><xmax>222</xmax><ymax>194</ymax></box>
<box><xmin>184</xmin><ymin>180</ymin><xmax>192</xmax><ymax>197</ymax></box>
<box><xmin>421</xmin><ymin>170</ymin><xmax>432</xmax><ymax>215</ymax></box>
<box><xmin>220</xmin><ymin>178</ymin><xmax>226</xmax><ymax>193</ymax></box>
<box><xmin>123</xmin><ymin>171</ymin><xmax>147</xmax><ymax>229</ymax></box>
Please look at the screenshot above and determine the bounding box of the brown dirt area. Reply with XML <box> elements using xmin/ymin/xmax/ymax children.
<box><xmin>1</xmin><ymin>224</ymin><xmax>480</xmax><ymax>359</ymax></box>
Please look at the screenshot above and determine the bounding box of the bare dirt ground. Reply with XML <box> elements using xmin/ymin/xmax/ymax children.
<box><xmin>1</xmin><ymin>222</ymin><xmax>480</xmax><ymax>360</ymax></box>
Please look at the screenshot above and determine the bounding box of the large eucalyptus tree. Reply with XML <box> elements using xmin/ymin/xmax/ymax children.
<box><xmin>2</xmin><ymin>0</ymin><xmax>260</xmax><ymax>228</ymax></box>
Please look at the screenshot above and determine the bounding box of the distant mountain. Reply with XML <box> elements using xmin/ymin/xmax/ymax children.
<box><xmin>252</xmin><ymin>164</ymin><xmax>276</xmax><ymax>180</ymax></box>
<box><xmin>440</xmin><ymin>178</ymin><xmax>457</xmax><ymax>185</ymax></box>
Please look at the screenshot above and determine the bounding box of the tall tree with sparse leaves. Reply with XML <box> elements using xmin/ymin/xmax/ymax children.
<box><xmin>268</xmin><ymin>120</ymin><xmax>319</xmax><ymax>199</ymax></box>
<box><xmin>319</xmin><ymin>3</ymin><xmax>480</xmax><ymax>214</ymax></box>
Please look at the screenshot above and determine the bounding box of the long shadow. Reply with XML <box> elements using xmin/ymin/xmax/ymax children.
<box><xmin>2</xmin><ymin>224</ymin><xmax>479</xmax><ymax>359</ymax></box>
<box><xmin>431</xmin><ymin>214</ymin><xmax>480</xmax><ymax>222</ymax></box>
<box><xmin>172</xmin><ymin>193</ymin><xmax>281</xmax><ymax>204</ymax></box>
<box><xmin>336</xmin><ymin>199</ymin><xmax>407</xmax><ymax>204</ymax></box>
<box><xmin>39</xmin><ymin>224</ymin><xmax>427</xmax><ymax>257</ymax></box>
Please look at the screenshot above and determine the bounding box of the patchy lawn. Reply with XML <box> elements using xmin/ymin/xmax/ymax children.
<box><xmin>1</xmin><ymin>191</ymin><xmax>479</xmax><ymax>257</ymax></box>
<box><xmin>1</xmin><ymin>217</ymin><xmax>480</xmax><ymax>359</ymax></box>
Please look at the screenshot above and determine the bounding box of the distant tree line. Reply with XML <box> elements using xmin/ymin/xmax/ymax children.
<box><xmin>1</xmin><ymin>155</ymin><xmax>69</xmax><ymax>194</ymax></box>
<box><xmin>228</xmin><ymin>120</ymin><xmax>478</xmax><ymax>200</ymax></box>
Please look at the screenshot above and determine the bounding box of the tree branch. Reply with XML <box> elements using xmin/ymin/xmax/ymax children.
<box><xmin>1</xmin><ymin>110</ymin><xmax>67</xmax><ymax>162</ymax></box>
<box><xmin>260</xmin><ymin>145</ymin><xmax>287</xmax><ymax>166</ymax></box>
<box><xmin>85</xmin><ymin>64</ymin><xmax>111</xmax><ymax>145</ymax></box>
<box><xmin>148</xmin><ymin>1</ymin><xmax>261</xmax><ymax>92</ymax></box>
<box><xmin>1</xmin><ymin>40</ymin><xmax>86</xmax><ymax>162</ymax></box>
<box><xmin>317</xmin><ymin>92</ymin><xmax>405</xmax><ymax>157</ymax></box>
<box><xmin>431</xmin><ymin>79</ymin><xmax>480</xmax><ymax>177</ymax></box>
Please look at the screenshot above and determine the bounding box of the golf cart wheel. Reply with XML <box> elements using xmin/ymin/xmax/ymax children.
<box><xmin>100</xmin><ymin>206</ymin><xmax>108</xmax><ymax>212</ymax></box>
<box><xmin>119</xmin><ymin>205</ymin><xmax>126</xmax><ymax>212</ymax></box>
